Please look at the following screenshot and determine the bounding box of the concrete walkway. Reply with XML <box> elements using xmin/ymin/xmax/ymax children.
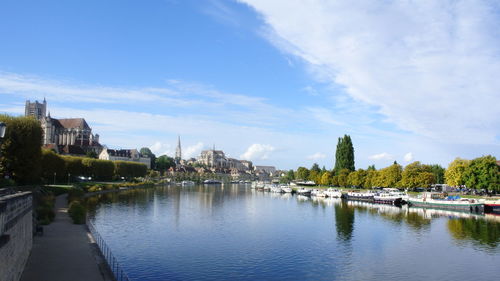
<box><xmin>21</xmin><ymin>195</ymin><xmax>108</xmax><ymax>281</ymax></box>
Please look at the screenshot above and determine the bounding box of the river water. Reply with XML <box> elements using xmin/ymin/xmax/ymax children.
<box><xmin>87</xmin><ymin>185</ymin><xmax>500</xmax><ymax>281</ymax></box>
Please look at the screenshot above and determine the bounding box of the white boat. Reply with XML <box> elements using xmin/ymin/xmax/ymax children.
<box><xmin>181</xmin><ymin>180</ymin><xmax>195</xmax><ymax>186</ymax></box>
<box><xmin>384</xmin><ymin>188</ymin><xmax>409</xmax><ymax>203</ymax></box>
<box><xmin>296</xmin><ymin>188</ymin><xmax>312</xmax><ymax>196</ymax></box>
<box><xmin>311</xmin><ymin>189</ymin><xmax>326</xmax><ymax>197</ymax></box>
<box><xmin>263</xmin><ymin>184</ymin><xmax>272</xmax><ymax>191</ymax></box>
<box><xmin>280</xmin><ymin>185</ymin><xmax>293</xmax><ymax>193</ymax></box>
<box><xmin>373</xmin><ymin>192</ymin><xmax>403</xmax><ymax>205</ymax></box>
<box><xmin>324</xmin><ymin>188</ymin><xmax>342</xmax><ymax>198</ymax></box>
<box><xmin>270</xmin><ymin>186</ymin><xmax>283</xmax><ymax>193</ymax></box>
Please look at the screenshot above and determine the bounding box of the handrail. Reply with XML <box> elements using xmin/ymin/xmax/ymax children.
<box><xmin>87</xmin><ymin>219</ymin><xmax>132</xmax><ymax>281</ymax></box>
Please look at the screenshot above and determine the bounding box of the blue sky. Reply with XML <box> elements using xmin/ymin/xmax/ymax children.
<box><xmin>1</xmin><ymin>0</ymin><xmax>499</xmax><ymax>170</ymax></box>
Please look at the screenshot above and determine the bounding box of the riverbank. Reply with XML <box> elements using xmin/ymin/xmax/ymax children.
<box><xmin>20</xmin><ymin>194</ymin><xmax>112</xmax><ymax>281</ymax></box>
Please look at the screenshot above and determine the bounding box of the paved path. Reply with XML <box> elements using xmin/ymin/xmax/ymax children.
<box><xmin>21</xmin><ymin>195</ymin><xmax>108</xmax><ymax>281</ymax></box>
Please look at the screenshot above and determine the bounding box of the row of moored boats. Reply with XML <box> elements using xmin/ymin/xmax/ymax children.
<box><xmin>250</xmin><ymin>183</ymin><xmax>500</xmax><ymax>214</ymax></box>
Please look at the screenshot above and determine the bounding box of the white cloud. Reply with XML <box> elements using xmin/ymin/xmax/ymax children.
<box><xmin>307</xmin><ymin>152</ymin><xmax>327</xmax><ymax>160</ymax></box>
<box><xmin>239</xmin><ymin>0</ymin><xmax>500</xmax><ymax>145</ymax></box>
<box><xmin>240</xmin><ymin>144</ymin><xmax>275</xmax><ymax>160</ymax></box>
<box><xmin>149</xmin><ymin>141</ymin><xmax>163</xmax><ymax>154</ymax></box>
<box><xmin>404</xmin><ymin>152</ymin><xmax>414</xmax><ymax>162</ymax></box>
<box><xmin>369</xmin><ymin>152</ymin><xmax>393</xmax><ymax>161</ymax></box>
<box><xmin>184</xmin><ymin>142</ymin><xmax>204</xmax><ymax>159</ymax></box>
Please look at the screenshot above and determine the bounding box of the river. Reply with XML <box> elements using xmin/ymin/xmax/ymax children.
<box><xmin>87</xmin><ymin>184</ymin><xmax>500</xmax><ymax>281</ymax></box>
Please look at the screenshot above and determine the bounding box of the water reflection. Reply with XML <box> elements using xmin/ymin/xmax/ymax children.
<box><xmin>448</xmin><ymin>217</ymin><xmax>500</xmax><ymax>249</ymax></box>
<box><xmin>335</xmin><ymin>200</ymin><xmax>355</xmax><ymax>242</ymax></box>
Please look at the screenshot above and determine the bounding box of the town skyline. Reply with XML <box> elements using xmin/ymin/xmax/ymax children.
<box><xmin>1</xmin><ymin>0</ymin><xmax>499</xmax><ymax>170</ymax></box>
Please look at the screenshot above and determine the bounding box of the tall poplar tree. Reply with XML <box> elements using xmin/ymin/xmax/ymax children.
<box><xmin>334</xmin><ymin>135</ymin><xmax>355</xmax><ymax>173</ymax></box>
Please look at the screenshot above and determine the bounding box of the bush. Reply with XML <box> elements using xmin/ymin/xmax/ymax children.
<box><xmin>67</xmin><ymin>188</ymin><xmax>85</xmax><ymax>203</ymax></box>
<box><xmin>36</xmin><ymin>195</ymin><xmax>55</xmax><ymax>225</ymax></box>
<box><xmin>68</xmin><ymin>201</ymin><xmax>86</xmax><ymax>224</ymax></box>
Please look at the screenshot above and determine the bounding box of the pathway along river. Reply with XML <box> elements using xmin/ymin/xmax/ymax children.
<box><xmin>87</xmin><ymin>184</ymin><xmax>500</xmax><ymax>281</ymax></box>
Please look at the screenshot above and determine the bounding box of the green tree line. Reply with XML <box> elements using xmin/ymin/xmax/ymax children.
<box><xmin>284</xmin><ymin>156</ymin><xmax>499</xmax><ymax>192</ymax></box>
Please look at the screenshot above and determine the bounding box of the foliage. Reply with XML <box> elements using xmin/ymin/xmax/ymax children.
<box><xmin>364</xmin><ymin>170</ymin><xmax>379</xmax><ymax>188</ymax></box>
<box><xmin>334</xmin><ymin>135</ymin><xmax>355</xmax><ymax>172</ymax></box>
<box><xmin>347</xmin><ymin>169</ymin><xmax>367</xmax><ymax>188</ymax></box>
<box><xmin>0</xmin><ymin>115</ymin><xmax>42</xmax><ymax>184</ymax></box>
<box><xmin>140</xmin><ymin>147</ymin><xmax>156</xmax><ymax>169</ymax></box>
<box><xmin>400</xmin><ymin>161</ymin><xmax>435</xmax><ymax>188</ymax></box>
<box><xmin>367</xmin><ymin>165</ymin><xmax>376</xmax><ymax>171</ymax></box>
<box><xmin>310</xmin><ymin>163</ymin><xmax>321</xmax><ymax>173</ymax></box>
<box><xmin>376</xmin><ymin>163</ymin><xmax>402</xmax><ymax>187</ymax></box>
<box><xmin>462</xmin><ymin>155</ymin><xmax>499</xmax><ymax>192</ymax></box>
<box><xmin>67</xmin><ymin>188</ymin><xmax>85</xmax><ymax>203</ymax></box>
<box><xmin>337</xmin><ymin>168</ymin><xmax>351</xmax><ymax>187</ymax></box>
<box><xmin>320</xmin><ymin>171</ymin><xmax>333</xmax><ymax>185</ymax></box>
<box><xmin>296</xmin><ymin>167</ymin><xmax>310</xmax><ymax>180</ymax></box>
<box><xmin>68</xmin><ymin>201</ymin><xmax>86</xmax><ymax>224</ymax></box>
<box><xmin>430</xmin><ymin>164</ymin><xmax>445</xmax><ymax>184</ymax></box>
<box><xmin>445</xmin><ymin>158</ymin><xmax>470</xmax><ymax>187</ymax></box>
<box><xmin>115</xmin><ymin>160</ymin><xmax>148</xmax><ymax>179</ymax></box>
<box><xmin>155</xmin><ymin>155</ymin><xmax>175</xmax><ymax>172</ymax></box>
<box><xmin>85</xmin><ymin>151</ymin><xmax>98</xmax><ymax>159</ymax></box>
<box><xmin>36</xmin><ymin>194</ymin><xmax>55</xmax><ymax>225</ymax></box>
<box><xmin>82</xmin><ymin>158</ymin><xmax>115</xmax><ymax>181</ymax></box>
<box><xmin>41</xmin><ymin>149</ymin><xmax>66</xmax><ymax>183</ymax></box>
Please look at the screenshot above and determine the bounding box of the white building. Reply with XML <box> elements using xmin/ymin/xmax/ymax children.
<box><xmin>99</xmin><ymin>148</ymin><xmax>151</xmax><ymax>169</ymax></box>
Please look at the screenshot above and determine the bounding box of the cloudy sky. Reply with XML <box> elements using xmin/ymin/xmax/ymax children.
<box><xmin>1</xmin><ymin>0</ymin><xmax>499</xmax><ymax>170</ymax></box>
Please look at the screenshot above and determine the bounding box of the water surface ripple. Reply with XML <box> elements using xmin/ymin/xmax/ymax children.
<box><xmin>88</xmin><ymin>185</ymin><xmax>500</xmax><ymax>281</ymax></box>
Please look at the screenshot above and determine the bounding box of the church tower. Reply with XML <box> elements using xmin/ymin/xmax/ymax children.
<box><xmin>25</xmin><ymin>98</ymin><xmax>47</xmax><ymax>120</ymax></box>
<box><xmin>175</xmin><ymin>135</ymin><xmax>182</xmax><ymax>164</ymax></box>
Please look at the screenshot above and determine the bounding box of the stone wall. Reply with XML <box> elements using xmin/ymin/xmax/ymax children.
<box><xmin>0</xmin><ymin>192</ymin><xmax>33</xmax><ymax>281</ymax></box>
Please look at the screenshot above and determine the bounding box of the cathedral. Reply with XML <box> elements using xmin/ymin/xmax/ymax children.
<box><xmin>25</xmin><ymin>99</ymin><xmax>102</xmax><ymax>155</ymax></box>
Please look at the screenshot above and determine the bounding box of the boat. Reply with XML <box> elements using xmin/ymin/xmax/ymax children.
<box><xmin>373</xmin><ymin>192</ymin><xmax>403</xmax><ymax>205</ymax></box>
<box><xmin>270</xmin><ymin>186</ymin><xmax>283</xmax><ymax>193</ymax></box>
<box><xmin>181</xmin><ymin>180</ymin><xmax>195</xmax><ymax>186</ymax></box>
<box><xmin>263</xmin><ymin>184</ymin><xmax>272</xmax><ymax>191</ymax></box>
<box><xmin>408</xmin><ymin>193</ymin><xmax>484</xmax><ymax>213</ymax></box>
<box><xmin>483</xmin><ymin>199</ymin><xmax>500</xmax><ymax>214</ymax></box>
<box><xmin>384</xmin><ymin>188</ymin><xmax>409</xmax><ymax>203</ymax></box>
<box><xmin>296</xmin><ymin>181</ymin><xmax>316</xmax><ymax>186</ymax></box>
<box><xmin>296</xmin><ymin>188</ymin><xmax>312</xmax><ymax>196</ymax></box>
<box><xmin>203</xmin><ymin>179</ymin><xmax>222</xmax><ymax>184</ymax></box>
<box><xmin>280</xmin><ymin>185</ymin><xmax>293</xmax><ymax>193</ymax></box>
<box><xmin>311</xmin><ymin>189</ymin><xmax>326</xmax><ymax>197</ymax></box>
<box><xmin>344</xmin><ymin>191</ymin><xmax>375</xmax><ymax>202</ymax></box>
<box><xmin>324</xmin><ymin>188</ymin><xmax>342</xmax><ymax>198</ymax></box>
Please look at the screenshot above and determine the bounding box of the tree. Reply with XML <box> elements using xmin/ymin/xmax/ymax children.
<box><xmin>320</xmin><ymin>171</ymin><xmax>333</xmax><ymax>185</ymax></box>
<box><xmin>367</xmin><ymin>165</ymin><xmax>376</xmax><ymax>171</ymax></box>
<box><xmin>347</xmin><ymin>169</ymin><xmax>367</xmax><ymax>188</ymax></box>
<box><xmin>430</xmin><ymin>164</ymin><xmax>445</xmax><ymax>184</ymax></box>
<box><xmin>364</xmin><ymin>170</ymin><xmax>379</xmax><ymax>188</ymax></box>
<box><xmin>296</xmin><ymin>167</ymin><xmax>310</xmax><ymax>180</ymax></box>
<box><xmin>400</xmin><ymin>161</ymin><xmax>435</xmax><ymax>188</ymax></box>
<box><xmin>0</xmin><ymin>115</ymin><xmax>42</xmax><ymax>184</ymax></box>
<box><xmin>311</xmin><ymin>163</ymin><xmax>321</xmax><ymax>173</ymax></box>
<box><xmin>334</xmin><ymin>135</ymin><xmax>355</xmax><ymax>172</ymax></box>
<box><xmin>140</xmin><ymin>147</ymin><xmax>156</xmax><ymax>169</ymax></box>
<box><xmin>445</xmin><ymin>158</ymin><xmax>470</xmax><ymax>187</ymax></box>
<box><xmin>337</xmin><ymin>168</ymin><xmax>351</xmax><ymax>187</ymax></box>
<box><xmin>85</xmin><ymin>151</ymin><xmax>98</xmax><ymax>159</ymax></box>
<box><xmin>462</xmin><ymin>155</ymin><xmax>499</xmax><ymax>192</ymax></box>
<box><xmin>377</xmin><ymin>163</ymin><xmax>402</xmax><ymax>187</ymax></box>
<box><xmin>155</xmin><ymin>155</ymin><xmax>175</xmax><ymax>172</ymax></box>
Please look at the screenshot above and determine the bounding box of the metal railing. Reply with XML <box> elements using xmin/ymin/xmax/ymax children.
<box><xmin>87</xmin><ymin>220</ymin><xmax>132</xmax><ymax>281</ymax></box>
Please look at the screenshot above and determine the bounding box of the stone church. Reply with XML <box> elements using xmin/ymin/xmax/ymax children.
<box><xmin>25</xmin><ymin>99</ymin><xmax>102</xmax><ymax>155</ymax></box>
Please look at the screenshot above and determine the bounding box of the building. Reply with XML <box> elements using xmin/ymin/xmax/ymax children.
<box><xmin>197</xmin><ymin>147</ymin><xmax>229</xmax><ymax>169</ymax></box>
<box><xmin>254</xmin><ymin>165</ymin><xmax>276</xmax><ymax>175</ymax></box>
<box><xmin>175</xmin><ymin>136</ymin><xmax>182</xmax><ymax>165</ymax></box>
<box><xmin>25</xmin><ymin>99</ymin><xmax>102</xmax><ymax>155</ymax></box>
<box><xmin>99</xmin><ymin>148</ymin><xmax>151</xmax><ymax>169</ymax></box>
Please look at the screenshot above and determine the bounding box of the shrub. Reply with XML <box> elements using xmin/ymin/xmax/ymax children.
<box><xmin>68</xmin><ymin>201</ymin><xmax>86</xmax><ymax>224</ymax></box>
<box><xmin>36</xmin><ymin>195</ymin><xmax>55</xmax><ymax>225</ymax></box>
<box><xmin>67</xmin><ymin>188</ymin><xmax>85</xmax><ymax>203</ymax></box>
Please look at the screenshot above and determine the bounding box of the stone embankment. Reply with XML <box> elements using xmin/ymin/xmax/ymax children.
<box><xmin>0</xmin><ymin>191</ymin><xmax>33</xmax><ymax>281</ymax></box>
